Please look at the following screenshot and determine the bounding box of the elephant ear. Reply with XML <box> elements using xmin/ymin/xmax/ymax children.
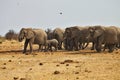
<box><xmin>65</xmin><ymin>28</ymin><xmax>72</xmax><ymax>37</ymax></box>
<box><xmin>25</xmin><ymin>28</ymin><xmax>35</xmax><ymax>39</ymax></box>
<box><xmin>70</xmin><ymin>27</ymin><xmax>80</xmax><ymax>38</ymax></box>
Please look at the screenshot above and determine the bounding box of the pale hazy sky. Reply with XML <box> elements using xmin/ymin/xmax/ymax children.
<box><xmin>0</xmin><ymin>0</ymin><xmax>120</xmax><ymax>36</ymax></box>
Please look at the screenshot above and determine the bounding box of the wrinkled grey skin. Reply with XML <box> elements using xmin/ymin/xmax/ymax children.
<box><xmin>63</xmin><ymin>37</ymin><xmax>72</xmax><ymax>50</ymax></box>
<box><xmin>113</xmin><ymin>26</ymin><xmax>120</xmax><ymax>48</ymax></box>
<box><xmin>46</xmin><ymin>39</ymin><xmax>58</xmax><ymax>51</ymax></box>
<box><xmin>46</xmin><ymin>29</ymin><xmax>54</xmax><ymax>40</ymax></box>
<box><xmin>64</xmin><ymin>26</ymin><xmax>94</xmax><ymax>51</ymax></box>
<box><xmin>87</xmin><ymin>26</ymin><xmax>118</xmax><ymax>52</ymax></box>
<box><xmin>18</xmin><ymin>28</ymin><xmax>47</xmax><ymax>54</ymax></box>
<box><xmin>53</xmin><ymin>28</ymin><xmax>64</xmax><ymax>50</ymax></box>
<box><xmin>64</xmin><ymin>26</ymin><xmax>81</xmax><ymax>51</ymax></box>
<box><xmin>78</xmin><ymin>26</ymin><xmax>95</xmax><ymax>50</ymax></box>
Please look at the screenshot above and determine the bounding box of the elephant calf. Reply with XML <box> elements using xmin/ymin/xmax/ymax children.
<box><xmin>46</xmin><ymin>39</ymin><xmax>58</xmax><ymax>52</ymax></box>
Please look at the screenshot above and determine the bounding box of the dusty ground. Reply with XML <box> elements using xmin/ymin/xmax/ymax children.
<box><xmin>0</xmin><ymin>40</ymin><xmax>120</xmax><ymax>80</ymax></box>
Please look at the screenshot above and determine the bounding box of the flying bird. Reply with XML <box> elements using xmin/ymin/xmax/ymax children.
<box><xmin>59</xmin><ymin>12</ymin><xmax>62</xmax><ymax>15</ymax></box>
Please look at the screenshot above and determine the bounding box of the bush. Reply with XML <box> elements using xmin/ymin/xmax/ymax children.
<box><xmin>5</xmin><ymin>30</ymin><xmax>18</xmax><ymax>40</ymax></box>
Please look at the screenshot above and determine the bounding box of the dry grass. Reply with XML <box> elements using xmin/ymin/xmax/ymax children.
<box><xmin>0</xmin><ymin>40</ymin><xmax>120</xmax><ymax>80</ymax></box>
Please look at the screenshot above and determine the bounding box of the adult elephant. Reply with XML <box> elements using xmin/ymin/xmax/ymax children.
<box><xmin>78</xmin><ymin>26</ymin><xmax>95</xmax><ymax>50</ymax></box>
<box><xmin>64</xmin><ymin>26</ymin><xmax>81</xmax><ymax>51</ymax></box>
<box><xmin>64</xmin><ymin>26</ymin><xmax>93</xmax><ymax>51</ymax></box>
<box><xmin>18</xmin><ymin>28</ymin><xmax>47</xmax><ymax>54</ymax></box>
<box><xmin>53</xmin><ymin>28</ymin><xmax>64</xmax><ymax>50</ymax></box>
<box><xmin>88</xmin><ymin>26</ymin><xmax>118</xmax><ymax>52</ymax></box>
<box><xmin>112</xmin><ymin>26</ymin><xmax>120</xmax><ymax>48</ymax></box>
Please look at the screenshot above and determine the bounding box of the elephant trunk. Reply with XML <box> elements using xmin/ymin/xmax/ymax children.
<box><xmin>18</xmin><ymin>34</ymin><xmax>24</xmax><ymax>42</ymax></box>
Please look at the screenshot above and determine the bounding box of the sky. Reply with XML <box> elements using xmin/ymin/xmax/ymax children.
<box><xmin>0</xmin><ymin>0</ymin><xmax>120</xmax><ymax>36</ymax></box>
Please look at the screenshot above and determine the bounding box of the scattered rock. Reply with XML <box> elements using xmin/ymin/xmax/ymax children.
<box><xmin>115</xmin><ymin>51</ymin><xmax>119</xmax><ymax>54</ymax></box>
<box><xmin>29</xmin><ymin>68</ymin><xmax>32</xmax><ymax>70</ymax></box>
<box><xmin>75</xmin><ymin>66</ymin><xmax>80</xmax><ymax>68</ymax></box>
<box><xmin>3</xmin><ymin>63</ymin><xmax>6</xmax><ymax>65</ymax></box>
<box><xmin>2</xmin><ymin>66</ymin><xmax>6</xmax><ymax>69</ymax></box>
<box><xmin>12</xmin><ymin>56</ymin><xmax>15</xmax><ymax>57</ymax></box>
<box><xmin>85</xmin><ymin>69</ymin><xmax>91</xmax><ymax>73</ymax></box>
<box><xmin>8</xmin><ymin>60</ymin><xmax>12</xmax><ymax>62</ymax></box>
<box><xmin>39</xmin><ymin>63</ymin><xmax>43</xmax><ymax>65</ymax></box>
<box><xmin>54</xmin><ymin>71</ymin><xmax>60</xmax><ymax>74</ymax></box>
<box><xmin>76</xmin><ymin>77</ymin><xmax>79</xmax><ymax>79</ymax></box>
<box><xmin>75</xmin><ymin>72</ymin><xmax>79</xmax><ymax>74</ymax></box>
<box><xmin>60</xmin><ymin>62</ymin><xmax>65</xmax><ymax>64</ymax></box>
<box><xmin>66</xmin><ymin>64</ymin><xmax>69</xmax><ymax>66</ymax></box>
<box><xmin>56</xmin><ymin>64</ymin><xmax>60</xmax><ymax>67</ymax></box>
<box><xmin>64</xmin><ymin>60</ymin><xmax>73</xmax><ymax>63</ymax></box>
<box><xmin>20</xmin><ymin>78</ymin><xmax>27</xmax><ymax>80</ymax></box>
<box><xmin>13</xmin><ymin>76</ymin><xmax>19</xmax><ymax>80</ymax></box>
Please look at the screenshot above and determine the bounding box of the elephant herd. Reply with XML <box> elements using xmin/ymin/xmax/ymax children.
<box><xmin>18</xmin><ymin>25</ymin><xmax>120</xmax><ymax>54</ymax></box>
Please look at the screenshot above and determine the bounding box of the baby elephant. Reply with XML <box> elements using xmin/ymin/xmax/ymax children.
<box><xmin>46</xmin><ymin>39</ymin><xmax>58</xmax><ymax>52</ymax></box>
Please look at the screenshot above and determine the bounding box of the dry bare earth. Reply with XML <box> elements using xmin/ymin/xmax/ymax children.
<box><xmin>0</xmin><ymin>40</ymin><xmax>120</xmax><ymax>80</ymax></box>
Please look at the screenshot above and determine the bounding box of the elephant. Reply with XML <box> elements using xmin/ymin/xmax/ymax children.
<box><xmin>45</xmin><ymin>29</ymin><xmax>54</xmax><ymax>40</ymax></box>
<box><xmin>52</xmin><ymin>28</ymin><xmax>64</xmax><ymax>50</ymax></box>
<box><xmin>87</xmin><ymin>25</ymin><xmax>118</xmax><ymax>52</ymax></box>
<box><xmin>64</xmin><ymin>26</ymin><xmax>94</xmax><ymax>51</ymax></box>
<box><xmin>63</xmin><ymin>37</ymin><xmax>73</xmax><ymax>50</ymax></box>
<box><xmin>78</xmin><ymin>26</ymin><xmax>95</xmax><ymax>50</ymax></box>
<box><xmin>18</xmin><ymin>28</ymin><xmax>47</xmax><ymax>54</ymax></box>
<box><xmin>46</xmin><ymin>39</ymin><xmax>58</xmax><ymax>51</ymax></box>
<box><xmin>64</xmin><ymin>26</ymin><xmax>82</xmax><ymax>51</ymax></box>
<box><xmin>112</xmin><ymin>26</ymin><xmax>120</xmax><ymax>48</ymax></box>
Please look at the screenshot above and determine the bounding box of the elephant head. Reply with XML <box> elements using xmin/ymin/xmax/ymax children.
<box><xmin>64</xmin><ymin>26</ymin><xmax>81</xmax><ymax>39</ymax></box>
<box><xmin>64</xmin><ymin>28</ymin><xmax>72</xmax><ymax>39</ymax></box>
<box><xmin>88</xmin><ymin>26</ymin><xmax>105</xmax><ymax>39</ymax></box>
<box><xmin>18</xmin><ymin>28</ymin><xmax>35</xmax><ymax>42</ymax></box>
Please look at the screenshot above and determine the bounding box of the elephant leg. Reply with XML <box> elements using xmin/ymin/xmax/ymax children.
<box><xmin>95</xmin><ymin>42</ymin><xmax>102</xmax><ymax>52</ymax></box>
<box><xmin>50</xmin><ymin>45</ymin><xmax>53</xmax><ymax>52</ymax></box>
<box><xmin>70</xmin><ymin>39</ymin><xmax>75</xmax><ymax>50</ymax></box>
<box><xmin>60</xmin><ymin>42</ymin><xmax>63</xmax><ymax>50</ymax></box>
<box><xmin>74</xmin><ymin>39</ymin><xmax>78</xmax><ymax>51</ymax></box>
<box><xmin>79</xmin><ymin>42</ymin><xmax>82</xmax><ymax>50</ymax></box>
<box><xmin>108</xmin><ymin>44</ymin><xmax>115</xmax><ymax>53</ymax></box>
<box><xmin>91</xmin><ymin>42</ymin><xmax>95</xmax><ymax>50</ymax></box>
<box><xmin>38</xmin><ymin>44</ymin><xmax>41</xmax><ymax>52</ymax></box>
<box><xmin>41</xmin><ymin>45</ymin><xmax>44</xmax><ymax>52</ymax></box>
<box><xmin>64</xmin><ymin>39</ymin><xmax>68</xmax><ymax>50</ymax></box>
<box><xmin>58</xmin><ymin>42</ymin><xmax>60</xmax><ymax>50</ymax></box>
<box><xmin>95</xmin><ymin>37</ymin><xmax>104</xmax><ymax>52</ymax></box>
<box><xmin>23</xmin><ymin>39</ymin><xmax>29</xmax><ymax>53</ymax></box>
<box><xmin>55</xmin><ymin>45</ymin><xmax>58</xmax><ymax>51</ymax></box>
<box><xmin>58</xmin><ymin>42</ymin><xmax>62</xmax><ymax>50</ymax></box>
<box><xmin>44</xmin><ymin>44</ymin><xmax>47</xmax><ymax>52</ymax></box>
<box><xmin>103</xmin><ymin>43</ymin><xmax>109</xmax><ymax>51</ymax></box>
<box><xmin>82</xmin><ymin>42</ymin><xmax>89</xmax><ymax>50</ymax></box>
<box><xmin>29</xmin><ymin>42</ymin><xmax>33</xmax><ymax>54</ymax></box>
<box><xmin>46</xmin><ymin>45</ymin><xmax>49</xmax><ymax>51</ymax></box>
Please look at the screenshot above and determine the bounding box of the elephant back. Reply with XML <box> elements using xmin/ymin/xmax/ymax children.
<box><xmin>53</xmin><ymin>28</ymin><xmax>64</xmax><ymax>42</ymax></box>
<box><xmin>104</xmin><ymin>26</ymin><xmax>118</xmax><ymax>44</ymax></box>
<box><xmin>33</xmin><ymin>29</ymin><xmax>47</xmax><ymax>45</ymax></box>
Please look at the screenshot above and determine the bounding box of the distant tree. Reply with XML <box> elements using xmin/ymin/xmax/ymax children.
<box><xmin>5</xmin><ymin>29</ymin><xmax>18</xmax><ymax>40</ymax></box>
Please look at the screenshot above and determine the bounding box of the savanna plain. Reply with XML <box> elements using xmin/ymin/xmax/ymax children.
<box><xmin>0</xmin><ymin>40</ymin><xmax>120</xmax><ymax>80</ymax></box>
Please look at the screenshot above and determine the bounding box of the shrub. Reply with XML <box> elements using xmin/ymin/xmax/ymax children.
<box><xmin>5</xmin><ymin>30</ymin><xmax>18</xmax><ymax>40</ymax></box>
